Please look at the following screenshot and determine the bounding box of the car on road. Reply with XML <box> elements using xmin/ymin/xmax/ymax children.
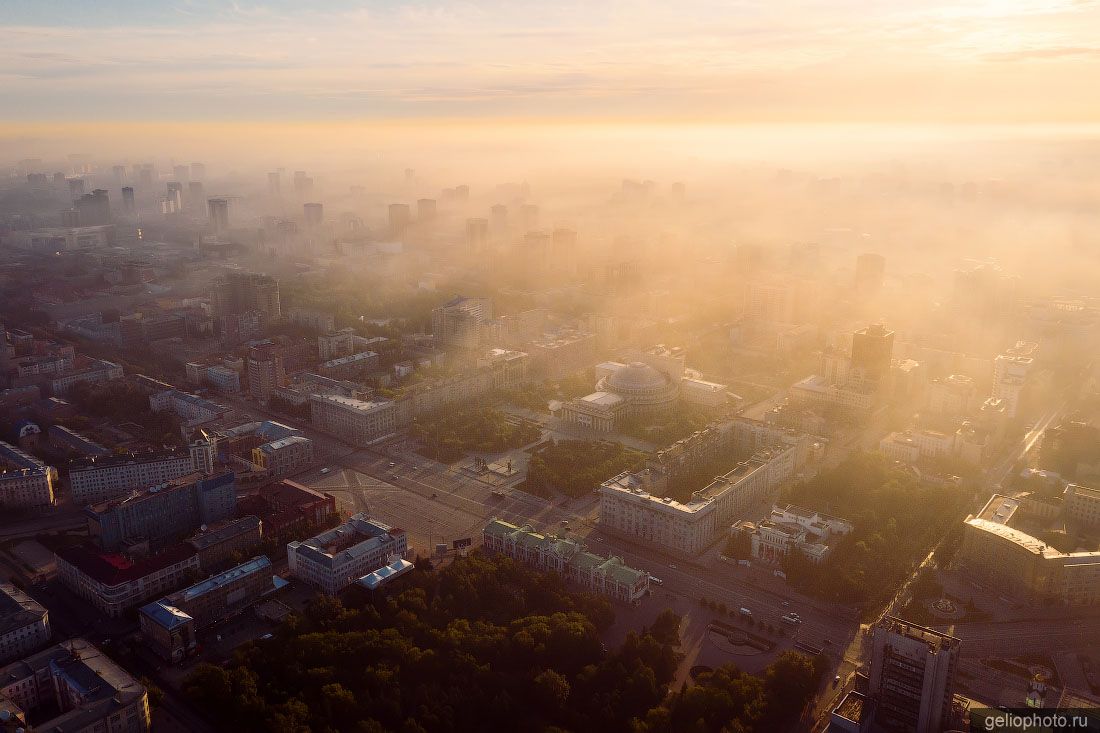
<box><xmin>649</xmin><ymin>575</ymin><xmax>663</xmax><ymax>586</ymax></box>
<box><xmin>560</xmin><ymin>519</ymin><xmax>569</xmax><ymax>525</ymax></box>
<box><xmin>739</xmin><ymin>607</ymin><xmax>752</xmax><ymax>618</ymax></box>
<box><xmin>833</xmin><ymin>675</ymin><xmax>841</xmax><ymax>686</ymax></box>
<box><xmin>781</xmin><ymin>613</ymin><xmax>801</xmax><ymax>626</ymax></box>
<box><xmin>668</xmin><ymin>564</ymin><xmax>677</xmax><ymax>570</ymax></box>
<box><xmin>780</xmin><ymin>600</ymin><xmax>790</xmax><ymax>607</ymax></box>
<box><xmin>260</xmin><ymin>633</ymin><xmax>273</xmax><ymax>640</ymax></box>
<box><xmin>389</xmin><ymin>462</ymin><xmax>396</xmax><ymax>468</ymax></box>
<box><xmin>319</xmin><ymin>467</ymin><xmax>330</xmax><ymax>474</ymax></box>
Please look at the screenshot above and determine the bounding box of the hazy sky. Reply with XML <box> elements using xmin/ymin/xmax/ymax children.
<box><xmin>2</xmin><ymin>0</ymin><xmax>1100</xmax><ymax>124</ymax></box>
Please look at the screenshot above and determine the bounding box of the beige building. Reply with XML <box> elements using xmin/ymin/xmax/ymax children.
<box><xmin>0</xmin><ymin>440</ymin><xmax>56</xmax><ymax>509</ymax></box>
<box><xmin>960</xmin><ymin>494</ymin><xmax>1100</xmax><ymax>605</ymax></box>
<box><xmin>253</xmin><ymin>435</ymin><xmax>315</xmax><ymax>478</ymax></box>
<box><xmin>733</xmin><ymin>504</ymin><xmax>852</xmax><ymax>565</ymax></box>
<box><xmin>310</xmin><ymin>394</ymin><xmax>397</xmax><ymax>446</ymax></box>
<box><xmin>0</xmin><ymin>638</ymin><xmax>151</xmax><ymax>733</ymax></box>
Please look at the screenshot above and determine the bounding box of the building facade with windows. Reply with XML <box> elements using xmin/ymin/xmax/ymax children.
<box><xmin>55</xmin><ymin>543</ymin><xmax>201</xmax><ymax>617</ymax></box>
<box><xmin>287</xmin><ymin>514</ymin><xmax>408</xmax><ymax>595</ymax></box>
<box><xmin>0</xmin><ymin>583</ymin><xmax>51</xmax><ymax>664</ymax></box>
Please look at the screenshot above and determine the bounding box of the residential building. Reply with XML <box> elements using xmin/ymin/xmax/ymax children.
<box><xmin>212</xmin><ymin>271</ymin><xmax>281</xmax><ymax>321</ymax></box>
<box><xmin>287</xmin><ymin>514</ymin><xmax>408</xmax><ymax>595</ymax></box>
<box><xmin>317</xmin><ymin>327</ymin><xmax>373</xmax><ymax>361</ymax></box>
<box><xmin>0</xmin><ymin>583</ymin><xmax>50</xmax><ymax>664</ymax></box>
<box><xmin>47</xmin><ymin>424</ymin><xmax>110</xmax><ymax>458</ymax></box>
<box><xmin>149</xmin><ymin>389</ymin><xmax>228</xmax><ymax>426</ymax></box>
<box><xmin>598</xmin><ymin>445</ymin><xmax>802</xmax><ymax>556</ymax></box>
<box><xmin>287</xmin><ymin>307</ymin><xmax>335</xmax><ymax>333</ymax></box>
<box><xmin>139</xmin><ymin>556</ymin><xmax>275</xmax><ymax>661</ymax></box>
<box><xmin>67</xmin><ymin>448</ymin><xmax>200</xmax><ymax>506</ymax></box>
<box><xmin>992</xmin><ymin>341</ymin><xmax>1038</xmax><ymax>418</ymax></box>
<box><xmin>236</xmin><ymin>479</ymin><xmax>336</xmax><ymax>533</ymax></box>
<box><xmin>186</xmin><ymin>515</ymin><xmax>263</xmax><ymax>570</ymax></box>
<box><xmin>927</xmin><ymin>374</ymin><xmax>976</xmax><ymax>417</ymax></box>
<box><xmin>868</xmin><ymin>617</ymin><xmax>960</xmax><ymax>733</ymax></box>
<box><xmin>431</xmin><ymin>296</ymin><xmax>493</xmax><ymax>350</ymax></box>
<box><xmin>310</xmin><ymin>394</ymin><xmax>396</xmax><ymax>446</ymax></box>
<box><xmin>247</xmin><ymin>341</ymin><xmax>286</xmax><ymax>400</ymax></box>
<box><xmin>0</xmin><ymin>638</ymin><xmax>151</xmax><ymax>732</ymax></box>
<box><xmin>878</xmin><ymin>429</ymin><xmax>956</xmax><ymax>464</ymax></box>
<box><xmin>47</xmin><ymin>358</ymin><xmax>124</xmax><ymax>397</ymax></box>
<box><xmin>483</xmin><ymin>519</ymin><xmax>649</xmax><ymax>603</ymax></box>
<box><xmin>475</xmin><ymin>348</ymin><xmax>530</xmax><ymax>389</ymax></box>
<box><xmin>55</xmin><ymin>543</ymin><xmax>200</xmax><ymax>617</ymax></box>
<box><xmin>85</xmin><ymin>471</ymin><xmax>236</xmax><ymax>551</ymax></box>
<box><xmin>0</xmin><ymin>440</ymin><xmax>56</xmax><ymax>509</ymax></box>
<box><xmin>732</xmin><ymin>504</ymin><xmax>852</xmax><ymax>565</ymax></box>
<box><xmin>527</xmin><ymin>329</ymin><xmax>597</xmax><ymax>379</ymax></box>
<box><xmin>319</xmin><ymin>351</ymin><xmax>379</xmax><ymax>380</ymax></box>
<box><xmin>252</xmin><ymin>435</ymin><xmax>314</xmax><ymax>478</ymax></box>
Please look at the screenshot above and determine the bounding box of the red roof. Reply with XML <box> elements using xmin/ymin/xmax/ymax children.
<box><xmin>56</xmin><ymin>543</ymin><xmax>196</xmax><ymax>586</ymax></box>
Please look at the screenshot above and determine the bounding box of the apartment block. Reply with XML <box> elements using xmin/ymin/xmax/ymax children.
<box><xmin>287</xmin><ymin>514</ymin><xmax>408</xmax><ymax>595</ymax></box>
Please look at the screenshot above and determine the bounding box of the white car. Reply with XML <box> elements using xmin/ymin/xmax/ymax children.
<box><xmin>319</xmin><ymin>467</ymin><xmax>330</xmax><ymax>474</ymax></box>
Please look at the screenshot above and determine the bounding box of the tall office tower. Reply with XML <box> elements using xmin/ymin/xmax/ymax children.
<box><xmin>121</xmin><ymin>187</ymin><xmax>135</xmax><ymax>214</ymax></box>
<box><xmin>173</xmin><ymin>164</ymin><xmax>189</xmax><ymax>182</ymax></box>
<box><xmin>519</xmin><ymin>231</ymin><xmax>551</xmax><ymax>271</ymax></box>
<box><xmin>138</xmin><ymin>165</ymin><xmax>155</xmax><ymax>186</ymax></box>
<box><xmin>68</xmin><ymin>178</ymin><xmax>85</xmax><ymax>197</ymax></box>
<box><xmin>208</xmin><ymin>198</ymin><xmax>230</xmax><ymax>232</ymax></box>
<box><xmin>75</xmin><ymin>189</ymin><xmax>111</xmax><ymax>226</ymax></box>
<box><xmin>268</xmin><ymin>171</ymin><xmax>281</xmax><ymax>194</ymax></box>
<box><xmin>212</xmin><ymin>271</ymin><xmax>282</xmax><ymax>321</ymax></box>
<box><xmin>519</xmin><ymin>203</ymin><xmax>539</xmax><ymax>230</ymax></box>
<box><xmin>188</xmin><ymin>181</ymin><xmax>204</xmax><ymax>207</ymax></box>
<box><xmin>159</xmin><ymin>196</ymin><xmax>179</xmax><ymax>215</ymax></box>
<box><xmin>293</xmin><ymin>171</ymin><xmax>313</xmax><ymax>196</ymax></box>
<box><xmin>247</xmin><ymin>341</ymin><xmax>286</xmax><ymax>399</ymax></box>
<box><xmin>454</xmin><ymin>184</ymin><xmax>470</xmax><ymax>201</ymax></box>
<box><xmin>303</xmin><ymin>202</ymin><xmax>324</xmax><ymax>227</ymax></box>
<box><xmin>466</xmin><ymin>218</ymin><xmax>489</xmax><ymax>255</ymax></box>
<box><xmin>850</xmin><ymin>323</ymin><xmax>895</xmax><ymax>389</ymax></box>
<box><xmin>417</xmin><ymin>198</ymin><xmax>437</xmax><ymax>221</ymax></box>
<box><xmin>404</xmin><ymin>168</ymin><xmax>415</xmax><ymax>183</ymax></box>
<box><xmin>166</xmin><ymin>182</ymin><xmax>183</xmax><ymax>210</ymax></box>
<box><xmin>855</xmin><ymin>252</ymin><xmax>886</xmax><ymax>294</ymax></box>
<box><xmin>60</xmin><ymin>209</ymin><xmax>81</xmax><ymax>227</ymax></box>
<box><xmin>490</xmin><ymin>204</ymin><xmax>507</xmax><ymax>232</ymax></box>
<box><xmin>868</xmin><ymin>617</ymin><xmax>960</xmax><ymax>733</ymax></box>
<box><xmin>111</xmin><ymin>165</ymin><xmax>126</xmax><ymax>185</ymax></box>
<box><xmin>388</xmin><ymin>203</ymin><xmax>411</xmax><ymax>239</ymax></box>
<box><xmin>191</xmin><ymin>162</ymin><xmax>206</xmax><ymax>180</ymax></box>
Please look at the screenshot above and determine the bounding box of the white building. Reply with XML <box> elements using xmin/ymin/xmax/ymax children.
<box><xmin>149</xmin><ymin>389</ymin><xmax>228</xmax><ymax>426</ymax></box>
<box><xmin>878</xmin><ymin>429</ymin><xmax>956</xmax><ymax>464</ymax></box>
<box><xmin>287</xmin><ymin>514</ymin><xmax>408</xmax><ymax>595</ymax></box>
<box><xmin>310</xmin><ymin>394</ymin><xmax>397</xmax><ymax>446</ymax></box>
<box><xmin>992</xmin><ymin>341</ymin><xmax>1038</xmax><ymax>418</ymax></box>
<box><xmin>252</xmin><ymin>435</ymin><xmax>314</xmax><ymax>478</ymax></box>
<box><xmin>68</xmin><ymin>449</ymin><xmax>200</xmax><ymax>506</ymax></box>
<box><xmin>48</xmin><ymin>358</ymin><xmax>124</xmax><ymax>396</ymax></box>
<box><xmin>0</xmin><ymin>583</ymin><xmax>51</xmax><ymax>664</ymax></box>
<box><xmin>927</xmin><ymin>374</ymin><xmax>976</xmax><ymax>417</ymax></box>
<box><xmin>733</xmin><ymin>504</ymin><xmax>852</xmax><ymax>565</ymax></box>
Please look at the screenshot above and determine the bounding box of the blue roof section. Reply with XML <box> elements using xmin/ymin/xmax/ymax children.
<box><xmin>176</xmin><ymin>555</ymin><xmax>271</xmax><ymax>603</ymax></box>
<box><xmin>139</xmin><ymin>600</ymin><xmax>193</xmax><ymax>630</ymax></box>
<box><xmin>356</xmin><ymin>558</ymin><xmax>414</xmax><ymax>590</ymax></box>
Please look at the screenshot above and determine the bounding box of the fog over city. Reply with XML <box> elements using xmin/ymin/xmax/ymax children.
<box><xmin>2</xmin><ymin>2</ymin><xmax>1100</xmax><ymax>733</ymax></box>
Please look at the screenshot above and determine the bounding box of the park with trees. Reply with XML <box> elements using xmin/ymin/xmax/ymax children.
<box><xmin>522</xmin><ymin>438</ymin><xmax>646</xmax><ymax>498</ymax></box>
<box><xmin>411</xmin><ymin>406</ymin><xmax>541</xmax><ymax>462</ymax></box>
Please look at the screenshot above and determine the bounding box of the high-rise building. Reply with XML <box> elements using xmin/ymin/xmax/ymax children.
<box><xmin>431</xmin><ymin>296</ymin><xmax>493</xmax><ymax>350</ymax></box>
<box><xmin>74</xmin><ymin>189</ymin><xmax>111</xmax><ymax>226</ymax></box>
<box><xmin>111</xmin><ymin>165</ymin><xmax>126</xmax><ymax>184</ymax></box>
<box><xmin>303</xmin><ymin>202</ymin><xmax>324</xmax><ymax>227</ymax></box>
<box><xmin>855</xmin><ymin>252</ymin><xmax>886</xmax><ymax>294</ymax></box>
<box><xmin>188</xmin><ymin>180</ymin><xmax>204</xmax><ymax>207</ymax></box>
<box><xmin>247</xmin><ymin>340</ymin><xmax>286</xmax><ymax>399</ymax></box>
<box><xmin>191</xmin><ymin>162</ymin><xmax>206</xmax><ymax>180</ymax></box>
<box><xmin>491</xmin><ymin>203</ymin><xmax>507</xmax><ymax>232</ymax></box>
<box><xmin>850</xmin><ymin>323</ymin><xmax>895</xmax><ymax>389</ymax></box>
<box><xmin>466</xmin><ymin>218</ymin><xmax>489</xmax><ymax>255</ymax></box>
<box><xmin>519</xmin><ymin>203</ymin><xmax>539</xmax><ymax>230</ymax></box>
<box><xmin>268</xmin><ymin>171</ymin><xmax>281</xmax><ymax>194</ymax></box>
<box><xmin>121</xmin><ymin>186</ymin><xmax>135</xmax><ymax>214</ymax></box>
<box><xmin>166</xmin><ymin>181</ymin><xmax>183</xmax><ymax>210</ymax></box>
<box><xmin>868</xmin><ymin>617</ymin><xmax>960</xmax><ymax>733</ymax></box>
<box><xmin>173</xmin><ymin>164</ymin><xmax>189</xmax><ymax>182</ymax></box>
<box><xmin>208</xmin><ymin>197</ymin><xmax>230</xmax><ymax>231</ymax></box>
<box><xmin>293</xmin><ymin>170</ymin><xmax>313</xmax><ymax>196</ymax></box>
<box><xmin>388</xmin><ymin>203</ymin><xmax>411</xmax><ymax>239</ymax></box>
<box><xmin>67</xmin><ymin>178</ymin><xmax>85</xmax><ymax>196</ymax></box>
<box><xmin>212</xmin><ymin>271</ymin><xmax>282</xmax><ymax>320</ymax></box>
<box><xmin>59</xmin><ymin>208</ymin><xmax>81</xmax><ymax>227</ymax></box>
<box><xmin>417</xmin><ymin>198</ymin><xmax>437</xmax><ymax>221</ymax></box>
<box><xmin>138</xmin><ymin>164</ymin><xmax>154</xmax><ymax>186</ymax></box>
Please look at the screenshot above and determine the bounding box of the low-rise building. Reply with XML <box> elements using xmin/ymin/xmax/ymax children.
<box><xmin>732</xmin><ymin>504</ymin><xmax>852</xmax><ymax>565</ymax></box>
<box><xmin>483</xmin><ymin>519</ymin><xmax>649</xmax><ymax>603</ymax></box>
<box><xmin>0</xmin><ymin>638</ymin><xmax>151</xmax><ymax>733</ymax></box>
<box><xmin>186</xmin><ymin>515</ymin><xmax>263</xmax><ymax>570</ymax></box>
<box><xmin>139</xmin><ymin>556</ymin><xmax>275</xmax><ymax>661</ymax></box>
<box><xmin>0</xmin><ymin>440</ymin><xmax>56</xmax><ymax>509</ymax></box>
<box><xmin>47</xmin><ymin>424</ymin><xmax>110</xmax><ymax>458</ymax></box>
<box><xmin>287</xmin><ymin>514</ymin><xmax>408</xmax><ymax>595</ymax></box>
<box><xmin>252</xmin><ymin>435</ymin><xmax>314</xmax><ymax>478</ymax></box>
<box><xmin>55</xmin><ymin>543</ymin><xmax>200</xmax><ymax>617</ymax></box>
<box><xmin>319</xmin><ymin>351</ymin><xmax>379</xmax><ymax>379</ymax></box>
<box><xmin>0</xmin><ymin>583</ymin><xmax>51</xmax><ymax>664</ymax></box>
<box><xmin>149</xmin><ymin>389</ymin><xmax>228</xmax><ymax>426</ymax></box>
<box><xmin>236</xmin><ymin>480</ymin><xmax>337</xmax><ymax>534</ymax></box>
<box><xmin>47</xmin><ymin>358</ymin><xmax>124</xmax><ymax>397</ymax></box>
